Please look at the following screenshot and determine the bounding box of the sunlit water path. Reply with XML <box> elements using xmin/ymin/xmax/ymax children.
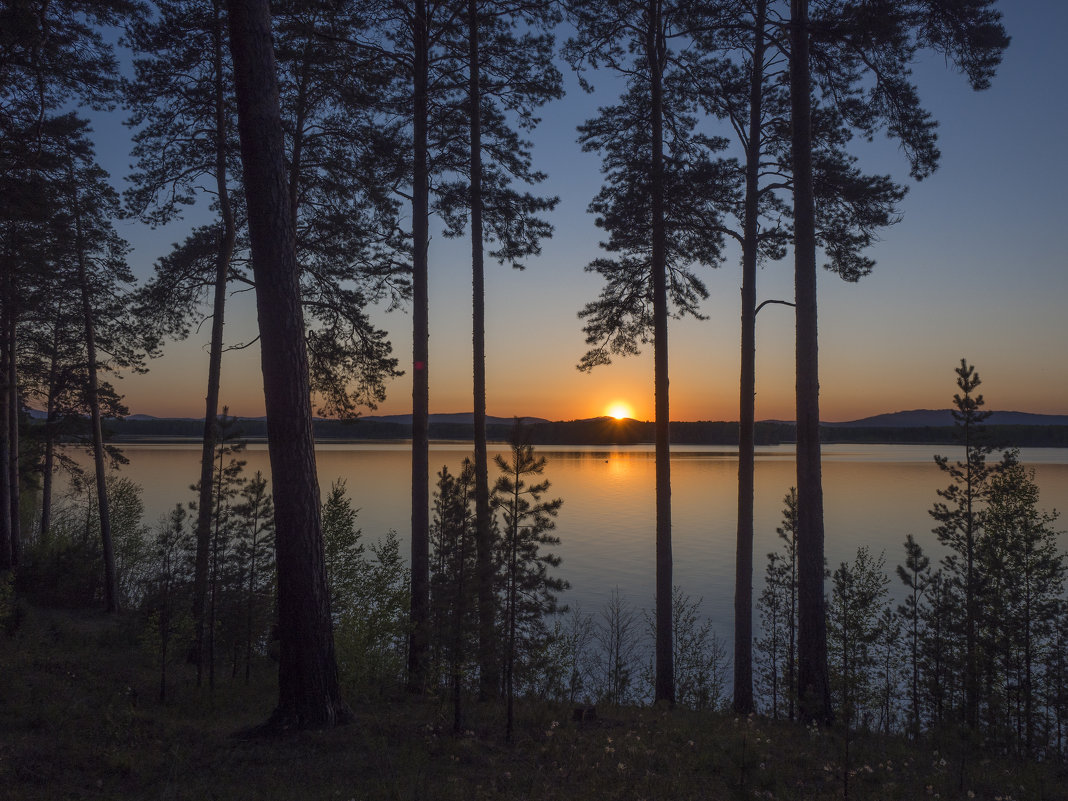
<box><xmin>61</xmin><ymin>442</ymin><xmax>1068</xmax><ymax>656</ymax></box>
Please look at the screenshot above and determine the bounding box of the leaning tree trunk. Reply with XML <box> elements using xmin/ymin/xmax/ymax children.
<box><xmin>733</xmin><ymin>0</ymin><xmax>767</xmax><ymax>716</ymax></box>
<box><xmin>789</xmin><ymin>0</ymin><xmax>831</xmax><ymax>724</ymax></box>
<box><xmin>192</xmin><ymin>0</ymin><xmax>238</xmax><ymax>688</ymax></box>
<box><xmin>227</xmin><ymin>0</ymin><xmax>348</xmax><ymax>729</ymax></box>
<box><xmin>407</xmin><ymin>0</ymin><xmax>432</xmax><ymax>694</ymax></box>
<box><xmin>467</xmin><ymin>0</ymin><xmax>497</xmax><ymax>701</ymax></box>
<box><xmin>73</xmin><ymin>184</ymin><xmax>120</xmax><ymax>614</ymax></box>
<box><xmin>647</xmin><ymin>2</ymin><xmax>674</xmax><ymax>707</ymax></box>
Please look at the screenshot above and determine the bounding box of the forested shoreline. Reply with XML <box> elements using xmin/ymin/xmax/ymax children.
<box><xmin>99</xmin><ymin>416</ymin><xmax>1068</xmax><ymax>448</ymax></box>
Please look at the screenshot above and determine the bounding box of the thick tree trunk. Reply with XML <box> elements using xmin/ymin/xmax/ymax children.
<box><xmin>193</xmin><ymin>0</ymin><xmax>238</xmax><ymax>687</ymax></box>
<box><xmin>647</xmin><ymin>3</ymin><xmax>673</xmax><ymax>707</ymax></box>
<box><xmin>407</xmin><ymin>0</ymin><xmax>431</xmax><ymax>694</ymax></box>
<box><xmin>73</xmin><ymin>189</ymin><xmax>120</xmax><ymax>614</ymax></box>
<box><xmin>468</xmin><ymin>0</ymin><xmax>496</xmax><ymax>701</ymax></box>
<box><xmin>733</xmin><ymin>0</ymin><xmax>767</xmax><ymax>716</ymax></box>
<box><xmin>789</xmin><ymin>0</ymin><xmax>831</xmax><ymax>724</ymax></box>
<box><xmin>227</xmin><ymin>0</ymin><xmax>348</xmax><ymax>729</ymax></box>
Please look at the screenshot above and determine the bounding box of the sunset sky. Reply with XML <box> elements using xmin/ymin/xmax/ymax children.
<box><xmin>93</xmin><ymin>1</ymin><xmax>1067</xmax><ymax>424</ymax></box>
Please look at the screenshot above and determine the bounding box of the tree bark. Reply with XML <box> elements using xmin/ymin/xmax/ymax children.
<box><xmin>40</xmin><ymin>305</ymin><xmax>63</xmax><ymax>541</ymax></box>
<box><xmin>73</xmin><ymin>181</ymin><xmax>120</xmax><ymax>613</ymax></box>
<box><xmin>227</xmin><ymin>0</ymin><xmax>348</xmax><ymax>729</ymax></box>
<box><xmin>647</xmin><ymin>1</ymin><xmax>673</xmax><ymax>707</ymax></box>
<box><xmin>0</xmin><ymin>285</ymin><xmax>11</xmax><ymax>571</ymax></box>
<box><xmin>733</xmin><ymin>0</ymin><xmax>767</xmax><ymax>716</ymax></box>
<box><xmin>0</xmin><ymin>303</ymin><xmax>9</xmax><ymax>572</ymax></box>
<box><xmin>407</xmin><ymin>0</ymin><xmax>431</xmax><ymax>694</ymax></box>
<box><xmin>193</xmin><ymin>0</ymin><xmax>237</xmax><ymax>686</ymax></box>
<box><xmin>467</xmin><ymin>0</ymin><xmax>496</xmax><ymax>701</ymax></box>
<box><xmin>6</xmin><ymin>305</ymin><xmax>18</xmax><ymax>566</ymax></box>
<box><xmin>789</xmin><ymin>0</ymin><xmax>831</xmax><ymax>724</ymax></box>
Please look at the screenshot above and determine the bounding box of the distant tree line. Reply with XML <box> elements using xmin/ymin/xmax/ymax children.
<box><xmin>100</xmin><ymin>416</ymin><xmax>1068</xmax><ymax>449</ymax></box>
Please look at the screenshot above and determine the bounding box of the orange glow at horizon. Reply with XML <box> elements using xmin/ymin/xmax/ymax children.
<box><xmin>606</xmin><ymin>401</ymin><xmax>634</xmax><ymax>420</ymax></box>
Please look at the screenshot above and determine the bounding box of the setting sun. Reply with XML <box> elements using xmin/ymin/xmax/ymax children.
<box><xmin>606</xmin><ymin>401</ymin><xmax>634</xmax><ymax>420</ymax></box>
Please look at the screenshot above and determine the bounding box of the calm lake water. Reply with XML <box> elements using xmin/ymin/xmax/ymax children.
<box><xmin>63</xmin><ymin>442</ymin><xmax>1068</xmax><ymax>649</ymax></box>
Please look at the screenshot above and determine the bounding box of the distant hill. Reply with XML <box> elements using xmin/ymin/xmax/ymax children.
<box><xmin>27</xmin><ymin>407</ymin><xmax>1068</xmax><ymax>447</ymax></box>
<box><xmin>827</xmin><ymin>409</ymin><xmax>1068</xmax><ymax>428</ymax></box>
<box><xmin>362</xmin><ymin>412</ymin><xmax>550</xmax><ymax>426</ymax></box>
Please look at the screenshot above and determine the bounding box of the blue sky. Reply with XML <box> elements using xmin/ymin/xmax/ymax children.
<box><xmin>90</xmin><ymin>1</ymin><xmax>1068</xmax><ymax>422</ymax></box>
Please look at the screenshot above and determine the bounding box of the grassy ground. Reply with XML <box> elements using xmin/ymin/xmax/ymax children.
<box><xmin>2</xmin><ymin>605</ymin><xmax>1065</xmax><ymax>801</ymax></box>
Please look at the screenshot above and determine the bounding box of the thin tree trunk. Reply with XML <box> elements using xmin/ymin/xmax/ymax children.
<box><xmin>733</xmin><ymin>0</ymin><xmax>767</xmax><ymax>715</ymax></box>
<box><xmin>227</xmin><ymin>0</ymin><xmax>348</xmax><ymax>729</ymax></box>
<box><xmin>0</xmin><ymin>287</ymin><xmax>11</xmax><ymax>571</ymax></box>
<box><xmin>193</xmin><ymin>0</ymin><xmax>237</xmax><ymax>686</ymax></box>
<box><xmin>910</xmin><ymin>584</ymin><xmax>920</xmax><ymax>736</ymax></box>
<box><xmin>209</xmin><ymin>470</ymin><xmax>220</xmax><ymax>691</ymax></box>
<box><xmin>6</xmin><ymin>308</ymin><xmax>18</xmax><ymax>566</ymax></box>
<box><xmin>788</xmin><ymin>534</ymin><xmax>797</xmax><ymax>720</ymax></box>
<box><xmin>505</xmin><ymin>477</ymin><xmax>519</xmax><ymax>742</ymax></box>
<box><xmin>451</xmin><ymin>520</ymin><xmax>467</xmax><ymax>732</ymax></box>
<box><xmin>647</xmin><ymin>1</ymin><xmax>673</xmax><ymax>706</ymax></box>
<box><xmin>408</xmin><ymin>0</ymin><xmax>431</xmax><ymax>694</ymax></box>
<box><xmin>467</xmin><ymin>0</ymin><xmax>496</xmax><ymax>702</ymax></box>
<box><xmin>245</xmin><ymin>518</ymin><xmax>258</xmax><ymax>685</ymax></box>
<box><xmin>40</xmin><ymin>308</ymin><xmax>63</xmax><ymax>540</ymax></box>
<box><xmin>73</xmin><ymin>180</ymin><xmax>120</xmax><ymax>614</ymax></box>
<box><xmin>789</xmin><ymin>0</ymin><xmax>831</xmax><ymax>724</ymax></box>
<box><xmin>963</xmin><ymin>414</ymin><xmax>978</xmax><ymax>728</ymax></box>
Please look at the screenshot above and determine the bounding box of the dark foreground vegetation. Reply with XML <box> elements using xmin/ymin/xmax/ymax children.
<box><xmin>2</xmin><ymin>604</ymin><xmax>1065</xmax><ymax>801</ymax></box>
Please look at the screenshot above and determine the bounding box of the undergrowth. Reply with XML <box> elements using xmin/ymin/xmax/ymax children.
<box><xmin>2</xmin><ymin>605</ymin><xmax>1065</xmax><ymax>801</ymax></box>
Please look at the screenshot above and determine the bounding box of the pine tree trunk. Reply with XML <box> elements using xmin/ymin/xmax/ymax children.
<box><xmin>6</xmin><ymin>309</ymin><xmax>18</xmax><ymax>566</ymax></box>
<box><xmin>73</xmin><ymin>184</ymin><xmax>120</xmax><ymax>614</ymax></box>
<box><xmin>647</xmin><ymin>1</ymin><xmax>673</xmax><ymax>707</ymax></box>
<box><xmin>407</xmin><ymin>0</ymin><xmax>431</xmax><ymax>694</ymax></box>
<box><xmin>789</xmin><ymin>0</ymin><xmax>831</xmax><ymax>724</ymax></box>
<box><xmin>733</xmin><ymin>0</ymin><xmax>767</xmax><ymax>715</ymax></box>
<box><xmin>467</xmin><ymin>0</ymin><xmax>496</xmax><ymax>702</ymax></box>
<box><xmin>227</xmin><ymin>0</ymin><xmax>348</xmax><ymax>729</ymax></box>
<box><xmin>963</xmin><ymin>416</ymin><xmax>979</xmax><ymax>728</ymax></box>
<box><xmin>505</xmin><ymin>478</ymin><xmax>519</xmax><ymax>741</ymax></box>
<box><xmin>0</xmin><ymin>288</ymin><xmax>11</xmax><ymax>571</ymax></box>
<box><xmin>193</xmin><ymin>0</ymin><xmax>237</xmax><ymax>688</ymax></box>
<box><xmin>245</xmin><ymin>525</ymin><xmax>257</xmax><ymax>685</ymax></box>
<box><xmin>40</xmin><ymin>398</ymin><xmax>55</xmax><ymax>541</ymax></box>
<box><xmin>40</xmin><ymin>310</ymin><xmax>62</xmax><ymax>541</ymax></box>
